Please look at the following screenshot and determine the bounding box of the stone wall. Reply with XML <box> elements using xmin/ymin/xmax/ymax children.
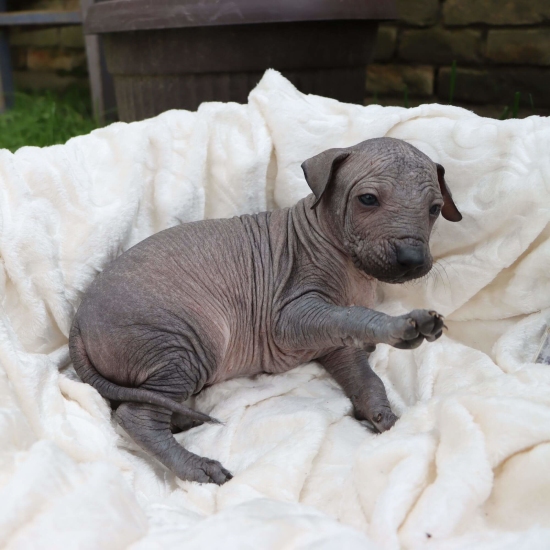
<box><xmin>369</xmin><ymin>0</ymin><xmax>550</xmax><ymax>117</ymax></box>
<box><xmin>7</xmin><ymin>0</ymin><xmax>88</xmax><ymax>91</ymax></box>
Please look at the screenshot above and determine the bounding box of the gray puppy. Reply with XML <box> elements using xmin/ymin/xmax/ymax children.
<box><xmin>69</xmin><ymin>137</ymin><xmax>462</xmax><ymax>484</ymax></box>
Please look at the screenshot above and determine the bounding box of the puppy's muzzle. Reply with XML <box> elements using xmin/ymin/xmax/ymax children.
<box><xmin>395</xmin><ymin>243</ymin><xmax>427</xmax><ymax>276</ymax></box>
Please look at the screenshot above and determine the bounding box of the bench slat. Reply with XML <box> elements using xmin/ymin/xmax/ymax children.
<box><xmin>0</xmin><ymin>10</ymin><xmax>82</xmax><ymax>27</ymax></box>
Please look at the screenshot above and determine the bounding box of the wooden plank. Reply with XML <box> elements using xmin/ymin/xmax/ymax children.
<box><xmin>0</xmin><ymin>0</ymin><xmax>13</xmax><ymax>111</ymax></box>
<box><xmin>80</xmin><ymin>0</ymin><xmax>116</xmax><ymax>124</ymax></box>
<box><xmin>0</xmin><ymin>10</ymin><xmax>81</xmax><ymax>27</ymax></box>
<box><xmin>0</xmin><ymin>29</ymin><xmax>13</xmax><ymax>111</ymax></box>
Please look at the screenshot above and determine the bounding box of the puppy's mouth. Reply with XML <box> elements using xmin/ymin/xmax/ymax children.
<box><xmin>348</xmin><ymin>240</ymin><xmax>432</xmax><ymax>284</ymax></box>
<box><xmin>375</xmin><ymin>266</ymin><xmax>431</xmax><ymax>285</ymax></box>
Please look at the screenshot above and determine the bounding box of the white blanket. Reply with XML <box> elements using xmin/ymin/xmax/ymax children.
<box><xmin>1</xmin><ymin>70</ymin><xmax>549</xmax><ymax>550</ymax></box>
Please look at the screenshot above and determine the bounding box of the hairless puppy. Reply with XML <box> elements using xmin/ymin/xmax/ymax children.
<box><xmin>70</xmin><ymin>137</ymin><xmax>462</xmax><ymax>485</ymax></box>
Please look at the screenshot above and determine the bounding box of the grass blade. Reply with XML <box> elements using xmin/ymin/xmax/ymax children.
<box><xmin>449</xmin><ymin>60</ymin><xmax>457</xmax><ymax>105</ymax></box>
<box><xmin>511</xmin><ymin>92</ymin><xmax>520</xmax><ymax>118</ymax></box>
<box><xmin>499</xmin><ymin>106</ymin><xmax>510</xmax><ymax>120</ymax></box>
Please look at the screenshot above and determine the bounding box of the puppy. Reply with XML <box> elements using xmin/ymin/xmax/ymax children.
<box><xmin>70</xmin><ymin>137</ymin><xmax>462</xmax><ymax>484</ymax></box>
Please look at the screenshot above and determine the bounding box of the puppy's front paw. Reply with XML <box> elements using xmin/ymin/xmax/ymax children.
<box><xmin>388</xmin><ymin>309</ymin><xmax>445</xmax><ymax>349</ymax></box>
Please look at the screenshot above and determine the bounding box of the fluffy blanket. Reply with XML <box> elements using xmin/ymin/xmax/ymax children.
<box><xmin>1</xmin><ymin>70</ymin><xmax>550</xmax><ymax>550</ymax></box>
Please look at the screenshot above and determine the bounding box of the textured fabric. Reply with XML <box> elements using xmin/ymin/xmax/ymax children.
<box><xmin>1</xmin><ymin>70</ymin><xmax>549</xmax><ymax>549</ymax></box>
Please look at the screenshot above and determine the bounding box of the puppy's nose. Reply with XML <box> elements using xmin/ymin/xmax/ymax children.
<box><xmin>396</xmin><ymin>244</ymin><xmax>425</xmax><ymax>270</ymax></box>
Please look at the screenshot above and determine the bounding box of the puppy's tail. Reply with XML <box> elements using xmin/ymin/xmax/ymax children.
<box><xmin>68</xmin><ymin>322</ymin><xmax>219</xmax><ymax>425</ymax></box>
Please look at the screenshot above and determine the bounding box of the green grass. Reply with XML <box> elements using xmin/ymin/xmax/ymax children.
<box><xmin>449</xmin><ymin>60</ymin><xmax>457</xmax><ymax>105</ymax></box>
<box><xmin>403</xmin><ymin>84</ymin><xmax>409</xmax><ymax>109</ymax></box>
<box><xmin>511</xmin><ymin>91</ymin><xmax>521</xmax><ymax>118</ymax></box>
<box><xmin>0</xmin><ymin>87</ymin><xmax>99</xmax><ymax>153</ymax></box>
<box><xmin>500</xmin><ymin>92</ymin><xmax>527</xmax><ymax>120</ymax></box>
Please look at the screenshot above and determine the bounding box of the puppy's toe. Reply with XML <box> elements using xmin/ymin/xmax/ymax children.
<box><xmin>427</xmin><ymin>310</ymin><xmax>445</xmax><ymax>335</ymax></box>
<box><xmin>409</xmin><ymin>309</ymin><xmax>445</xmax><ymax>339</ymax></box>
<box><xmin>203</xmin><ymin>459</ymin><xmax>233</xmax><ymax>485</ymax></box>
<box><xmin>393</xmin><ymin>334</ymin><xmax>424</xmax><ymax>349</ymax></box>
<box><xmin>371</xmin><ymin>410</ymin><xmax>398</xmax><ymax>432</ymax></box>
<box><xmin>426</xmin><ymin>329</ymin><xmax>443</xmax><ymax>342</ymax></box>
<box><xmin>185</xmin><ymin>457</ymin><xmax>233</xmax><ymax>485</ymax></box>
<box><xmin>392</xmin><ymin>316</ymin><xmax>419</xmax><ymax>342</ymax></box>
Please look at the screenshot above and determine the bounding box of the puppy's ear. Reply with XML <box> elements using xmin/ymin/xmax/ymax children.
<box><xmin>436</xmin><ymin>164</ymin><xmax>462</xmax><ymax>222</ymax></box>
<box><xmin>301</xmin><ymin>148</ymin><xmax>350</xmax><ymax>209</ymax></box>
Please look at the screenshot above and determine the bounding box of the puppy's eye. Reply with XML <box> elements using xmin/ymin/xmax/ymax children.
<box><xmin>359</xmin><ymin>194</ymin><xmax>379</xmax><ymax>207</ymax></box>
<box><xmin>430</xmin><ymin>204</ymin><xmax>442</xmax><ymax>216</ymax></box>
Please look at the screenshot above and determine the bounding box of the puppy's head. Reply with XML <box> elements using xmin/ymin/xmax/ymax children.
<box><xmin>301</xmin><ymin>137</ymin><xmax>462</xmax><ymax>284</ymax></box>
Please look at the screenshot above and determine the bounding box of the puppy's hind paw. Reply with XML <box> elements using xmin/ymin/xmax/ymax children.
<box><xmin>371</xmin><ymin>409</ymin><xmax>398</xmax><ymax>433</ymax></box>
<box><xmin>184</xmin><ymin>457</ymin><xmax>233</xmax><ymax>485</ymax></box>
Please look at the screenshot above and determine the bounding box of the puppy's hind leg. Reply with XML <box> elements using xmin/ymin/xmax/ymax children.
<box><xmin>115</xmin><ymin>402</ymin><xmax>232</xmax><ymax>485</ymax></box>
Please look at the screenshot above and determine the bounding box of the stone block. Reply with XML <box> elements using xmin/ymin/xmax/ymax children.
<box><xmin>463</xmin><ymin>103</ymin><xmax>526</xmax><ymax>119</ymax></box>
<box><xmin>397</xmin><ymin>0</ymin><xmax>439</xmax><ymax>26</ymax></box>
<box><xmin>444</xmin><ymin>0</ymin><xmax>550</xmax><ymax>26</ymax></box>
<box><xmin>60</xmin><ymin>26</ymin><xmax>85</xmax><ymax>49</ymax></box>
<box><xmin>487</xmin><ymin>29</ymin><xmax>550</xmax><ymax>65</ymax></box>
<box><xmin>399</xmin><ymin>28</ymin><xmax>482</xmax><ymax>64</ymax></box>
<box><xmin>63</xmin><ymin>0</ymin><xmax>81</xmax><ymax>9</ymax></box>
<box><xmin>363</xmin><ymin>97</ymin><xmax>550</xmax><ymax>119</ymax></box>
<box><xmin>438</xmin><ymin>67</ymin><xmax>550</xmax><ymax>108</ymax></box>
<box><xmin>448</xmin><ymin>102</ymin><xmax>548</xmax><ymax>119</ymax></box>
<box><xmin>10</xmin><ymin>47</ymin><xmax>28</xmax><ymax>70</ymax></box>
<box><xmin>9</xmin><ymin>28</ymin><xmax>60</xmax><ymax>47</ymax></box>
<box><xmin>366</xmin><ymin>64</ymin><xmax>434</xmax><ymax>97</ymax></box>
<box><xmin>364</xmin><ymin>96</ymin><xmax>427</xmax><ymax>109</ymax></box>
<box><xmin>24</xmin><ymin>0</ymin><xmax>66</xmax><ymax>9</ymax></box>
<box><xmin>373</xmin><ymin>25</ymin><xmax>397</xmax><ymax>61</ymax></box>
<box><xmin>13</xmin><ymin>70</ymin><xmax>87</xmax><ymax>91</ymax></box>
<box><xmin>27</xmin><ymin>48</ymin><xmax>86</xmax><ymax>72</ymax></box>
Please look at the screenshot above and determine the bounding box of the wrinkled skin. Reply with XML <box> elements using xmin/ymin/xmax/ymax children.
<box><xmin>69</xmin><ymin>137</ymin><xmax>462</xmax><ymax>485</ymax></box>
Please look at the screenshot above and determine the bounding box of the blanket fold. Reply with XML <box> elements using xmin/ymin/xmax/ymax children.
<box><xmin>1</xmin><ymin>70</ymin><xmax>549</xmax><ymax>549</ymax></box>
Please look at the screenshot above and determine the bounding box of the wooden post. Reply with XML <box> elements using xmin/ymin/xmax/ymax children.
<box><xmin>0</xmin><ymin>0</ymin><xmax>13</xmax><ymax>111</ymax></box>
<box><xmin>80</xmin><ymin>0</ymin><xmax>116</xmax><ymax>124</ymax></box>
